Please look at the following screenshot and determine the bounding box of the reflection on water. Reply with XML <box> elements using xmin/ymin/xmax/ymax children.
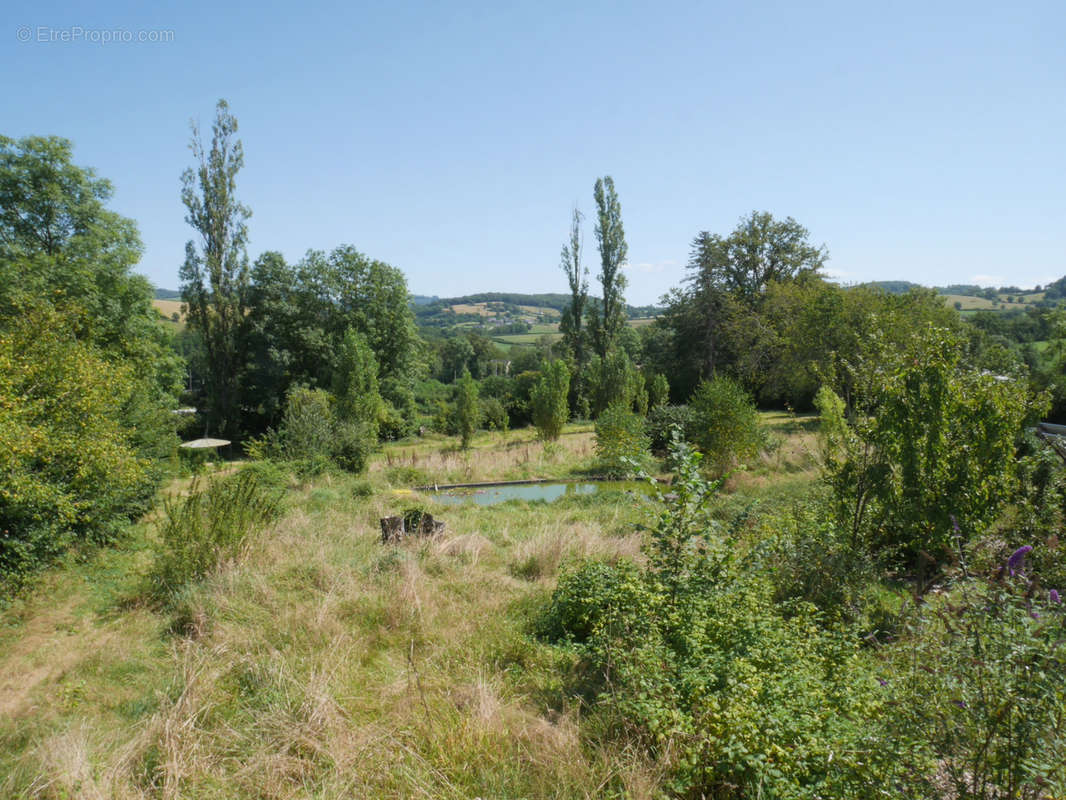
<box><xmin>430</xmin><ymin>481</ymin><xmax>619</xmax><ymax>506</ymax></box>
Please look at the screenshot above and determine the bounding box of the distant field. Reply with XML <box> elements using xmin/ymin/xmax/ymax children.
<box><xmin>450</xmin><ymin>303</ymin><xmax>494</xmax><ymax>316</ymax></box>
<box><xmin>942</xmin><ymin>294</ymin><xmax>998</xmax><ymax>310</ymax></box>
<box><xmin>942</xmin><ymin>293</ymin><xmax>1047</xmax><ymax>312</ymax></box>
<box><xmin>494</xmin><ymin>332</ymin><xmax>562</xmax><ymax>346</ymax></box>
<box><xmin>629</xmin><ymin>316</ymin><xmax>657</xmax><ymax>327</ymax></box>
<box><xmin>152</xmin><ymin>299</ymin><xmax>185</xmax><ymax>320</ymax></box>
<box><xmin>529</xmin><ymin>323</ymin><xmax>559</xmax><ymax>334</ymax></box>
<box><xmin>518</xmin><ymin>304</ymin><xmax>559</xmax><ymax>318</ymax></box>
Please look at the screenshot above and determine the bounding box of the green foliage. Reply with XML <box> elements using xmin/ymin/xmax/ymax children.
<box><xmin>887</xmin><ymin>554</ymin><xmax>1066</xmax><ymax>798</ymax></box>
<box><xmin>590</xmin><ymin>177</ymin><xmax>628</xmax><ymax>359</ymax></box>
<box><xmin>818</xmin><ymin>326</ymin><xmax>1037</xmax><ymax>564</ymax></box>
<box><xmin>332</xmin><ymin>327</ymin><xmax>384</xmax><ymax>442</ymax></box>
<box><xmin>648</xmin><ymin>372</ymin><xmax>670</xmax><ymax>408</ymax></box>
<box><xmin>689</xmin><ymin>375</ymin><xmax>762</xmax><ymax>474</ymax></box>
<box><xmin>147</xmin><ymin>470</ymin><xmax>282</xmax><ymax>603</ymax></box>
<box><xmin>530</xmin><ymin>359</ymin><xmax>570</xmax><ymax>441</ymax></box>
<box><xmin>559</xmin><ymin>207</ymin><xmax>591</xmax><ymax>414</ymax></box>
<box><xmin>593</xmin><ymin>402</ymin><xmax>651</xmax><ymax>478</ymax></box>
<box><xmin>241</xmin><ymin>245</ymin><xmax>419</xmax><ymax>437</ymax></box>
<box><xmin>480</xmin><ymin>396</ymin><xmax>510</xmax><ymax>432</ymax></box>
<box><xmin>455</xmin><ymin>368</ymin><xmax>480</xmax><ymax>449</ymax></box>
<box><xmin>689</xmin><ymin>211</ymin><xmax>827</xmax><ymax>304</ymax></box>
<box><xmin>277</xmin><ymin>387</ymin><xmax>336</xmax><ymax>472</ymax></box>
<box><xmin>332</xmin><ymin>421</ymin><xmax>374</xmax><ymax>474</ymax></box>
<box><xmin>250</xmin><ymin>386</ymin><xmax>372</xmax><ymax>475</ymax></box>
<box><xmin>591</xmin><ymin>348</ymin><xmax>640</xmax><ymax>416</ymax></box>
<box><xmin>645</xmin><ymin>404</ymin><xmax>695</xmax><ymax>453</ymax></box>
<box><xmin>0</xmin><ymin>309</ymin><xmax>167</xmax><ymax>584</ymax></box>
<box><xmin>759</xmin><ymin>501</ymin><xmax>886</xmax><ymax>631</ymax></box>
<box><xmin>540</xmin><ymin>436</ymin><xmax>910</xmax><ymax>797</ymax></box>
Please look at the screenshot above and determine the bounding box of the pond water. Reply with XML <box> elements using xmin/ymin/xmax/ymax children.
<box><xmin>429</xmin><ymin>481</ymin><xmax>646</xmax><ymax>507</ymax></box>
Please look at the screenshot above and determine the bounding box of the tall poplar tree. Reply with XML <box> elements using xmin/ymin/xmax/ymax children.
<box><xmin>180</xmin><ymin>100</ymin><xmax>251</xmax><ymax>437</ymax></box>
<box><xmin>591</xmin><ymin>176</ymin><xmax>628</xmax><ymax>359</ymax></box>
<box><xmin>558</xmin><ymin>207</ymin><xmax>589</xmax><ymax>414</ymax></box>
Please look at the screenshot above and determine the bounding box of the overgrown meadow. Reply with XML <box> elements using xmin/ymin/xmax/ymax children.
<box><xmin>3</xmin><ymin>409</ymin><xmax>1063</xmax><ymax>799</ymax></box>
<box><xmin>3</xmin><ymin>111</ymin><xmax>1066</xmax><ymax>799</ymax></box>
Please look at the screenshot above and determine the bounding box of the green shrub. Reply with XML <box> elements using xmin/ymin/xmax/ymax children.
<box><xmin>817</xmin><ymin>326</ymin><xmax>1037</xmax><ymax>564</ymax></box>
<box><xmin>645</xmin><ymin>404</ymin><xmax>694</xmax><ymax>453</ymax></box>
<box><xmin>688</xmin><ymin>375</ymin><xmax>762</xmax><ymax>474</ymax></box>
<box><xmin>350</xmin><ymin>479</ymin><xmax>374</xmax><ymax>499</ymax></box>
<box><xmin>333</xmin><ymin>420</ymin><xmax>373</xmax><ymax>473</ymax></box>
<box><xmin>536</xmin><ymin>559</ymin><xmax>649</xmax><ymax>644</ymax></box>
<box><xmin>0</xmin><ymin>310</ymin><xmax>167</xmax><ymax>585</ymax></box>
<box><xmin>332</xmin><ymin>327</ymin><xmax>384</xmax><ymax>442</ymax></box>
<box><xmin>455</xmin><ymin>368</ymin><xmax>480</xmax><ymax>449</ymax></box>
<box><xmin>593</xmin><ymin>402</ymin><xmax>652</xmax><ymax>478</ymax></box>
<box><xmin>886</xmin><ymin>549</ymin><xmax>1066</xmax><ymax>798</ymax></box>
<box><xmin>279</xmin><ymin>386</ymin><xmax>335</xmax><ymax>469</ymax></box>
<box><xmin>758</xmin><ymin>501</ymin><xmax>887</xmax><ymax>631</ymax></box>
<box><xmin>147</xmin><ymin>470</ymin><xmax>283</xmax><ymax>603</ymax></box>
<box><xmin>480</xmin><ymin>396</ymin><xmax>509</xmax><ymax>432</ymax></box>
<box><xmin>530</xmin><ymin>359</ymin><xmax>570</xmax><ymax>441</ymax></box>
<box><xmin>648</xmin><ymin>372</ymin><xmax>670</xmax><ymax>408</ymax></box>
<box><xmin>249</xmin><ymin>386</ymin><xmax>373</xmax><ymax>476</ymax></box>
<box><xmin>592</xmin><ymin>349</ymin><xmax>639</xmax><ymax>416</ymax></box>
<box><xmin>238</xmin><ymin>460</ymin><xmax>290</xmax><ymax>490</ymax></box>
<box><xmin>538</xmin><ymin>436</ymin><xmax>910</xmax><ymax>796</ymax></box>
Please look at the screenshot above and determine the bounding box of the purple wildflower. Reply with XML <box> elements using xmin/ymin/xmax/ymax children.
<box><xmin>950</xmin><ymin>514</ymin><xmax>959</xmax><ymax>534</ymax></box>
<box><xmin>1007</xmin><ymin>545</ymin><xmax>1033</xmax><ymax>576</ymax></box>
<box><xmin>1051</xmin><ymin>589</ymin><xmax>1061</xmax><ymax>604</ymax></box>
<box><xmin>952</xmin><ymin>699</ymin><xmax>967</xmax><ymax>709</ymax></box>
<box><xmin>877</xmin><ymin>677</ymin><xmax>887</xmax><ymax>687</ymax></box>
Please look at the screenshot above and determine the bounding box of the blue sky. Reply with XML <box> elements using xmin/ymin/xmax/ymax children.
<box><xmin>4</xmin><ymin>0</ymin><xmax>1064</xmax><ymax>304</ymax></box>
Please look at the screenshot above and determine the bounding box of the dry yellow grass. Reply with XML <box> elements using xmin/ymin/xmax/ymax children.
<box><xmin>152</xmin><ymin>299</ymin><xmax>185</xmax><ymax>320</ymax></box>
<box><xmin>0</xmin><ymin>444</ymin><xmax>661</xmax><ymax>798</ymax></box>
<box><xmin>370</xmin><ymin>426</ymin><xmax>597</xmax><ymax>485</ymax></box>
<box><xmin>0</xmin><ymin>417</ymin><xmax>818</xmax><ymax>798</ymax></box>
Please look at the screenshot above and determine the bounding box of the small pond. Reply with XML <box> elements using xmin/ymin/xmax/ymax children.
<box><xmin>428</xmin><ymin>481</ymin><xmax>648</xmax><ymax>507</ymax></box>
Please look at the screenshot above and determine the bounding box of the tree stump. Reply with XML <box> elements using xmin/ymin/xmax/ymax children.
<box><xmin>380</xmin><ymin>516</ymin><xmax>405</xmax><ymax>544</ymax></box>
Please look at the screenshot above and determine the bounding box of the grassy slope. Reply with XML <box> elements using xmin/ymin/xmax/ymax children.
<box><xmin>0</xmin><ymin>417</ymin><xmax>817</xmax><ymax>799</ymax></box>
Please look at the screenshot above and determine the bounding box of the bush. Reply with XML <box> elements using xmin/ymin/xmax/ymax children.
<box><xmin>886</xmin><ymin>548</ymin><xmax>1066</xmax><ymax>798</ymax></box>
<box><xmin>645</xmin><ymin>404</ymin><xmax>695</xmax><ymax>453</ymax></box>
<box><xmin>455</xmin><ymin>368</ymin><xmax>480</xmax><ymax>449</ymax></box>
<box><xmin>537</xmin><ymin>436</ymin><xmax>909</xmax><ymax>796</ymax></box>
<box><xmin>594</xmin><ymin>402</ymin><xmax>652</xmax><ymax>478</ymax></box>
<box><xmin>530</xmin><ymin>359</ymin><xmax>570</xmax><ymax>441</ymax></box>
<box><xmin>147</xmin><ymin>470</ymin><xmax>283</xmax><ymax>603</ymax></box>
<box><xmin>333</xmin><ymin>420</ymin><xmax>373</xmax><ymax>473</ymax></box>
<box><xmin>0</xmin><ymin>310</ymin><xmax>168</xmax><ymax>585</ymax></box>
<box><xmin>480</xmin><ymin>396</ymin><xmax>509</xmax><ymax>432</ymax></box>
<box><xmin>249</xmin><ymin>386</ymin><xmax>374</xmax><ymax>476</ymax></box>
<box><xmin>688</xmin><ymin>375</ymin><xmax>762</xmax><ymax>474</ymax></box>
<box><xmin>817</xmin><ymin>325</ymin><xmax>1037</xmax><ymax>564</ymax></box>
<box><xmin>648</xmin><ymin>372</ymin><xmax>670</xmax><ymax>408</ymax></box>
<box><xmin>279</xmin><ymin>387</ymin><xmax>335</xmax><ymax>469</ymax></box>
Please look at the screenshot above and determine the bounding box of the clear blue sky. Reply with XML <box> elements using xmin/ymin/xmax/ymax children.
<box><xmin>4</xmin><ymin>0</ymin><xmax>1064</xmax><ymax>304</ymax></box>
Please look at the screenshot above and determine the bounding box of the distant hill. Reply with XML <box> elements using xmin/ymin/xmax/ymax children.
<box><xmin>411</xmin><ymin>291</ymin><xmax>661</xmax><ymax>316</ymax></box>
<box><xmin>857</xmin><ymin>280</ymin><xmax>925</xmax><ymax>295</ymax></box>
<box><xmin>154</xmin><ymin>288</ymin><xmax>181</xmax><ymax>300</ymax></box>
